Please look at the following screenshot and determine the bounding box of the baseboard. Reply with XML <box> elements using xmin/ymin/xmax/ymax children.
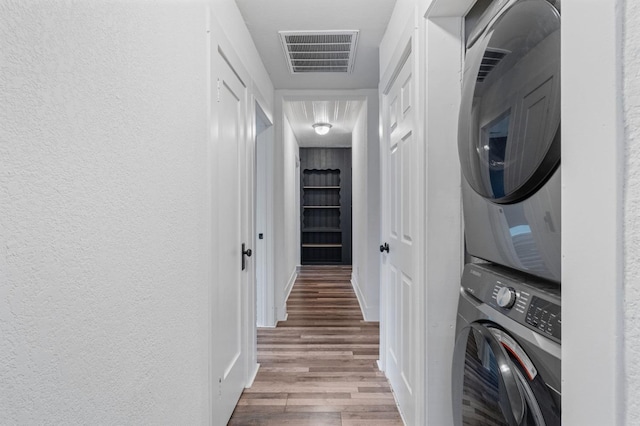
<box><xmin>284</xmin><ymin>266</ymin><xmax>298</xmax><ymax>301</ymax></box>
<box><xmin>351</xmin><ymin>274</ymin><xmax>380</xmax><ymax>321</ymax></box>
<box><xmin>276</xmin><ymin>267</ymin><xmax>298</xmax><ymax>321</ymax></box>
<box><xmin>246</xmin><ymin>363</ymin><xmax>260</xmax><ymax>388</ymax></box>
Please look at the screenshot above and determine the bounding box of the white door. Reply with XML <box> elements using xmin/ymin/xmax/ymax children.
<box><xmin>212</xmin><ymin>47</ymin><xmax>247</xmax><ymax>425</ymax></box>
<box><xmin>381</xmin><ymin>53</ymin><xmax>418</xmax><ymax>425</ymax></box>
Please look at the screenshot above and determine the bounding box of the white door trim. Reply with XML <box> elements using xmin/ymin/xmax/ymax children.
<box><xmin>379</xmin><ymin>13</ymin><xmax>426</xmax><ymax>425</ymax></box>
<box><xmin>208</xmin><ymin>10</ymin><xmax>259</xmax><ymax>423</ymax></box>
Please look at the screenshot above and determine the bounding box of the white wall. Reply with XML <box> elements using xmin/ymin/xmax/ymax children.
<box><xmin>422</xmin><ymin>14</ymin><xmax>466</xmax><ymax>426</ymax></box>
<box><xmin>562</xmin><ymin>1</ymin><xmax>624</xmax><ymax>424</ymax></box>
<box><xmin>273</xmin><ymin>112</ymin><xmax>301</xmax><ymax>320</ymax></box>
<box><xmin>351</xmin><ymin>93</ymin><xmax>381</xmax><ymax>321</ymax></box>
<box><xmin>624</xmin><ymin>0</ymin><xmax>640</xmax><ymax>424</ymax></box>
<box><xmin>0</xmin><ymin>0</ymin><xmax>273</xmax><ymax>423</ymax></box>
<box><xmin>0</xmin><ymin>2</ymin><xmax>210</xmax><ymax>422</ymax></box>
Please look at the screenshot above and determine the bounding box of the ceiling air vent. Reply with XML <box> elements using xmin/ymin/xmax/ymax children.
<box><xmin>279</xmin><ymin>30</ymin><xmax>359</xmax><ymax>74</ymax></box>
<box><xmin>477</xmin><ymin>47</ymin><xmax>510</xmax><ymax>82</ymax></box>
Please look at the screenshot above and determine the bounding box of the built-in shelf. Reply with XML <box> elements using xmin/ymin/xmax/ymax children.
<box><xmin>300</xmin><ymin>150</ymin><xmax>351</xmax><ymax>265</ymax></box>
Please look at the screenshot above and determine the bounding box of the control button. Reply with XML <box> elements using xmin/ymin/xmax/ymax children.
<box><xmin>496</xmin><ymin>286</ymin><xmax>517</xmax><ymax>309</ymax></box>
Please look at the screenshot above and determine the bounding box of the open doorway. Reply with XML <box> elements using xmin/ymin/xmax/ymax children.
<box><xmin>279</xmin><ymin>93</ymin><xmax>380</xmax><ymax>320</ymax></box>
<box><xmin>300</xmin><ymin>147</ymin><xmax>352</xmax><ymax>265</ymax></box>
<box><xmin>255</xmin><ymin>102</ymin><xmax>275</xmax><ymax>328</ymax></box>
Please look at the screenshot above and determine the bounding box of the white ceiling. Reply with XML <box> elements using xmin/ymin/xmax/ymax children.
<box><xmin>285</xmin><ymin>100</ymin><xmax>365</xmax><ymax>147</ymax></box>
<box><xmin>235</xmin><ymin>0</ymin><xmax>397</xmax><ymax>90</ymax></box>
<box><xmin>235</xmin><ymin>0</ymin><xmax>395</xmax><ymax>147</ymax></box>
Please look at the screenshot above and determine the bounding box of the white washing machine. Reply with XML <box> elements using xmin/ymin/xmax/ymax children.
<box><xmin>459</xmin><ymin>0</ymin><xmax>561</xmax><ymax>282</ymax></box>
<box><xmin>452</xmin><ymin>263</ymin><xmax>561</xmax><ymax>425</ymax></box>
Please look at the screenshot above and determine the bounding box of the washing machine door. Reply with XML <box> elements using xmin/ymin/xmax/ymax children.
<box><xmin>452</xmin><ymin>323</ymin><xmax>560</xmax><ymax>425</ymax></box>
<box><xmin>459</xmin><ymin>0</ymin><xmax>561</xmax><ymax>204</ymax></box>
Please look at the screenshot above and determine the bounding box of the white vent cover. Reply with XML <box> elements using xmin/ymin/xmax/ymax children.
<box><xmin>279</xmin><ymin>30</ymin><xmax>359</xmax><ymax>74</ymax></box>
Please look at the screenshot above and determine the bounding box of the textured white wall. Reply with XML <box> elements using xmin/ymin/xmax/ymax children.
<box><xmin>0</xmin><ymin>0</ymin><xmax>255</xmax><ymax>423</ymax></box>
<box><xmin>625</xmin><ymin>0</ymin><xmax>640</xmax><ymax>423</ymax></box>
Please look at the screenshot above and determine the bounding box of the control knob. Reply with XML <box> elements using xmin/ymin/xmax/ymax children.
<box><xmin>496</xmin><ymin>286</ymin><xmax>517</xmax><ymax>309</ymax></box>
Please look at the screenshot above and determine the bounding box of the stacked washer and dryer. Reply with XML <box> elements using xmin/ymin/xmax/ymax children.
<box><xmin>452</xmin><ymin>0</ymin><xmax>562</xmax><ymax>425</ymax></box>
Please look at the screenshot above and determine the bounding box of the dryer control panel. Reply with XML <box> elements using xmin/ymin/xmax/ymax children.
<box><xmin>462</xmin><ymin>262</ymin><xmax>561</xmax><ymax>343</ymax></box>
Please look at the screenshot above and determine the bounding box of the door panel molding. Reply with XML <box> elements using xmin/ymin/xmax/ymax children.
<box><xmin>379</xmin><ymin>30</ymin><xmax>424</xmax><ymax>426</ymax></box>
<box><xmin>209</xmin><ymin>16</ymin><xmax>258</xmax><ymax>425</ymax></box>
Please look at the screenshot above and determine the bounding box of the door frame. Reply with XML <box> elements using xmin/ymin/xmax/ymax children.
<box><xmin>378</xmin><ymin>16</ymin><xmax>426</xmax><ymax>425</ymax></box>
<box><xmin>378</xmin><ymin>2</ymin><xmax>468</xmax><ymax>424</ymax></box>
<box><xmin>254</xmin><ymin>101</ymin><xmax>276</xmax><ymax>328</ymax></box>
<box><xmin>208</xmin><ymin>13</ymin><xmax>261</xmax><ymax>424</ymax></box>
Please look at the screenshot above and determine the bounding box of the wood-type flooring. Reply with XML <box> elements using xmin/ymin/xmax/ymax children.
<box><xmin>229</xmin><ymin>265</ymin><xmax>403</xmax><ymax>425</ymax></box>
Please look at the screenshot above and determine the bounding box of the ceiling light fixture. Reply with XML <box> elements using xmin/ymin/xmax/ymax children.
<box><xmin>312</xmin><ymin>123</ymin><xmax>332</xmax><ymax>136</ymax></box>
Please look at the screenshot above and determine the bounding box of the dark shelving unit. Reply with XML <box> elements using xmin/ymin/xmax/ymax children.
<box><xmin>300</xmin><ymin>148</ymin><xmax>351</xmax><ymax>265</ymax></box>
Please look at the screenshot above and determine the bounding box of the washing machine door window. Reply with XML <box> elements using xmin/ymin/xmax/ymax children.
<box><xmin>458</xmin><ymin>0</ymin><xmax>561</xmax><ymax>204</ymax></box>
<box><xmin>452</xmin><ymin>323</ymin><xmax>551</xmax><ymax>426</ymax></box>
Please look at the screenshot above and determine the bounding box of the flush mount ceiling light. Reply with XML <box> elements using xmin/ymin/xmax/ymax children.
<box><xmin>312</xmin><ymin>123</ymin><xmax>332</xmax><ymax>136</ymax></box>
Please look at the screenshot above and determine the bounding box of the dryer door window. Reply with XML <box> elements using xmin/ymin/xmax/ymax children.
<box><xmin>458</xmin><ymin>0</ymin><xmax>561</xmax><ymax>204</ymax></box>
<box><xmin>452</xmin><ymin>323</ymin><xmax>560</xmax><ymax>426</ymax></box>
<box><xmin>452</xmin><ymin>323</ymin><xmax>524</xmax><ymax>425</ymax></box>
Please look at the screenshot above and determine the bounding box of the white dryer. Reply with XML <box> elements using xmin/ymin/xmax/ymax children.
<box><xmin>459</xmin><ymin>0</ymin><xmax>561</xmax><ymax>282</ymax></box>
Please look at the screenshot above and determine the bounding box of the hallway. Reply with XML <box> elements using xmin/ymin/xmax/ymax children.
<box><xmin>229</xmin><ymin>266</ymin><xmax>402</xmax><ymax>425</ymax></box>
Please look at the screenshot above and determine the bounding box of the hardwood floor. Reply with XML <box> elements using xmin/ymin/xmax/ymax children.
<box><xmin>229</xmin><ymin>265</ymin><xmax>403</xmax><ymax>425</ymax></box>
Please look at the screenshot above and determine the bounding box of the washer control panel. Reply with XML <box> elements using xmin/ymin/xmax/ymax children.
<box><xmin>463</xmin><ymin>263</ymin><xmax>561</xmax><ymax>343</ymax></box>
<box><xmin>526</xmin><ymin>296</ymin><xmax>561</xmax><ymax>340</ymax></box>
<box><xmin>495</xmin><ymin>286</ymin><xmax>517</xmax><ymax>308</ymax></box>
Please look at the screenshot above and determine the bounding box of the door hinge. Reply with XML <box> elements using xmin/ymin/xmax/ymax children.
<box><xmin>216</xmin><ymin>79</ymin><xmax>221</xmax><ymax>103</ymax></box>
<box><xmin>218</xmin><ymin>377</ymin><xmax>222</xmax><ymax>396</ymax></box>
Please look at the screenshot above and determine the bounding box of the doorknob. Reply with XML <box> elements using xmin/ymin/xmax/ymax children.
<box><xmin>379</xmin><ymin>242</ymin><xmax>389</xmax><ymax>253</ymax></box>
<box><xmin>242</xmin><ymin>243</ymin><xmax>252</xmax><ymax>270</ymax></box>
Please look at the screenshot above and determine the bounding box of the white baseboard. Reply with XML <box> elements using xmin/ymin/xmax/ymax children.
<box><xmin>284</xmin><ymin>266</ymin><xmax>298</xmax><ymax>301</ymax></box>
<box><xmin>351</xmin><ymin>274</ymin><xmax>380</xmax><ymax>321</ymax></box>
<box><xmin>246</xmin><ymin>363</ymin><xmax>260</xmax><ymax>388</ymax></box>
<box><xmin>276</xmin><ymin>267</ymin><xmax>298</xmax><ymax>321</ymax></box>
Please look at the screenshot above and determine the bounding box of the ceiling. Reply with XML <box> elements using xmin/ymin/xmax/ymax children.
<box><xmin>235</xmin><ymin>0</ymin><xmax>397</xmax><ymax>90</ymax></box>
<box><xmin>235</xmin><ymin>0</ymin><xmax>395</xmax><ymax>147</ymax></box>
<box><xmin>285</xmin><ymin>100</ymin><xmax>365</xmax><ymax>147</ymax></box>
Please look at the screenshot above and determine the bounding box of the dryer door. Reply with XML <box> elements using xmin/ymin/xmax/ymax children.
<box><xmin>459</xmin><ymin>0</ymin><xmax>561</xmax><ymax>204</ymax></box>
<box><xmin>452</xmin><ymin>323</ymin><xmax>560</xmax><ymax>426</ymax></box>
